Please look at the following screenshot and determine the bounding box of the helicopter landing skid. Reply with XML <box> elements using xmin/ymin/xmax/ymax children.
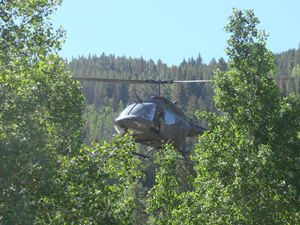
<box><xmin>132</xmin><ymin>151</ymin><xmax>150</xmax><ymax>159</ymax></box>
<box><xmin>175</xmin><ymin>147</ymin><xmax>195</xmax><ymax>164</ymax></box>
<box><xmin>176</xmin><ymin>156</ymin><xmax>195</xmax><ymax>164</ymax></box>
<box><xmin>132</xmin><ymin>147</ymin><xmax>156</xmax><ymax>161</ymax></box>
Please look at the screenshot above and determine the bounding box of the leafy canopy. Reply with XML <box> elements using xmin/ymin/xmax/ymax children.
<box><xmin>147</xmin><ymin>8</ymin><xmax>300</xmax><ymax>224</ymax></box>
<box><xmin>1</xmin><ymin>1</ymin><xmax>142</xmax><ymax>224</ymax></box>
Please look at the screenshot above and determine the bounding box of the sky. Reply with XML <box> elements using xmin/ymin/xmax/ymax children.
<box><xmin>52</xmin><ymin>0</ymin><xmax>300</xmax><ymax>66</ymax></box>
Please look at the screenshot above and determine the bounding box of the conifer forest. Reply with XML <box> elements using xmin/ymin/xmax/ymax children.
<box><xmin>1</xmin><ymin>1</ymin><xmax>300</xmax><ymax>224</ymax></box>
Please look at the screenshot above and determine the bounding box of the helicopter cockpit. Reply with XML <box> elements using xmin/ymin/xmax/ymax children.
<box><xmin>114</xmin><ymin>103</ymin><xmax>165</xmax><ymax>135</ymax></box>
<box><xmin>119</xmin><ymin>103</ymin><xmax>156</xmax><ymax>121</ymax></box>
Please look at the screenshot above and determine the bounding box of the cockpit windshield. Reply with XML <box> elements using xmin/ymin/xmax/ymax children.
<box><xmin>118</xmin><ymin>103</ymin><xmax>156</xmax><ymax>121</ymax></box>
<box><xmin>119</xmin><ymin>104</ymin><xmax>135</xmax><ymax>118</ymax></box>
<box><xmin>130</xmin><ymin>103</ymin><xmax>156</xmax><ymax>120</ymax></box>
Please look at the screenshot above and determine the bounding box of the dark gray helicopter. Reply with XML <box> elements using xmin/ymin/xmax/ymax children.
<box><xmin>71</xmin><ymin>77</ymin><xmax>210</xmax><ymax>162</ymax></box>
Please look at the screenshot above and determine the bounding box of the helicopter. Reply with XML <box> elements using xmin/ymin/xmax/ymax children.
<box><xmin>71</xmin><ymin>77</ymin><xmax>211</xmax><ymax>162</ymax></box>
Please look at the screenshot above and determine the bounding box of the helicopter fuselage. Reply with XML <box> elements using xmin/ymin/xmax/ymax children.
<box><xmin>114</xmin><ymin>96</ymin><xmax>208</xmax><ymax>148</ymax></box>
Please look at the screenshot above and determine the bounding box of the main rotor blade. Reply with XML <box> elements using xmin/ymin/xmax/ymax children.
<box><xmin>71</xmin><ymin>77</ymin><xmax>211</xmax><ymax>84</ymax></box>
<box><xmin>172</xmin><ymin>80</ymin><xmax>211</xmax><ymax>83</ymax></box>
<box><xmin>71</xmin><ymin>77</ymin><xmax>147</xmax><ymax>84</ymax></box>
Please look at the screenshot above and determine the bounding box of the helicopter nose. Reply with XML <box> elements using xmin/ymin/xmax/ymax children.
<box><xmin>114</xmin><ymin>115</ymin><xmax>152</xmax><ymax>135</ymax></box>
<box><xmin>114</xmin><ymin>117</ymin><xmax>132</xmax><ymax>135</ymax></box>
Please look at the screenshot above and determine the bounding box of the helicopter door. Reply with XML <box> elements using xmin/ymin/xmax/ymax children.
<box><xmin>163</xmin><ymin>110</ymin><xmax>176</xmax><ymax>140</ymax></box>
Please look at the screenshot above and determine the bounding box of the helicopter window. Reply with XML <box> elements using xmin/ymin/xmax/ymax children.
<box><xmin>119</xmin><ymin>104</ymin><xmax>136</xmax><ymax>117</ymax></box>
<box><xmin>129</xmin><ymin>103</ymin><xmax>156</xmax><ymax>121</ymax></box>
<box><xmin>164</xmin><ymin>111</ymin><xmax>175</xmax><ymax>125</ymax></box>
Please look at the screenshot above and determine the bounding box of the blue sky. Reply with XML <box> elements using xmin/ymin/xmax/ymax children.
<box><xmin>52</xmin><ymin>0</ymin><xmax>300</xmax><ymax>66</ymax></box>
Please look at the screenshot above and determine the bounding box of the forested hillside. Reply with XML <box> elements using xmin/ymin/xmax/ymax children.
<box><xmin>68</xmin><ymin>46</ymin><xmax>300</xmax><ymax>146</ymax></box>
<box><xmin>68</xmin><ymin>55</ymin><xmax>225</xmax><ymax>145</ymax></box>
<box><xmin>274</xmin><ymin>46</ymin><xmax>300</xmax><ymax>95</ymax></box>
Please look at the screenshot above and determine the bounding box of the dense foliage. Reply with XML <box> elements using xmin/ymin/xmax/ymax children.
<box><xmin>191</xmin><ymin>9</ymin><xmax>300</xmax><ymax>223</ymax></box>
<box><xmin>2</xmin><ymin>1</ymin><xmax>300</xmax><ymax>224</ymax></box>
<box><xmin>0</xmin><ymin>0</ymin><xmax>83</xmax><ymax>222</ymax></box>
<box><xmin>145</xmin><ymin>9</ymin><xmax>300</xmax><ymax>225</ymax></box>
<box><xmin>0</xmin><ymin>1</ymin><xmax>142</xmax><ymax>224</ymax></box>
